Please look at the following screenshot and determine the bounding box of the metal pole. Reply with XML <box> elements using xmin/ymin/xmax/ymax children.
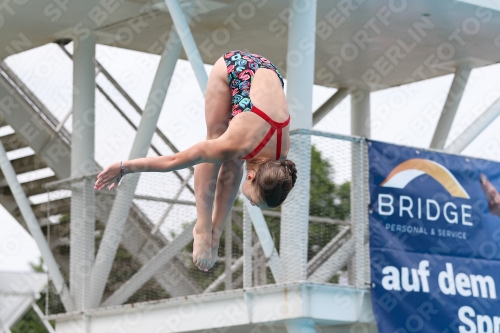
<box><xmin>90</xmin><ymin>25</ymin><xmax>183</xmax><ymax>308</ymax></box>
<box><xmin>94</xmin><ymin>80</ymin><xmax>195</xmax><ymax>193</ymax></box>
<box><xmin>243</xmin><ymin>206</ymin><xmax>252</xmax><ymax>288</ymax></box>
<box><xmin>445</xmin><ymin>96</ymin><xmax>500</xmax><ymax>154</ymax></box>
<box><xmin>0</xmin><ymin>318</ymin><xmax>12</xmax><ymax>333</ymax></box>
<box><xmin>312</xmin><ymin>88</ymin><xmax>350</xmax><ymax>126</ymax></box>
<box><xmin>0</xmin><ymin>141</ymin><xmax>73</xmax><ymax>311</ymax></box>
<box><xmin>280</xmin><ymin>0</ymin><xmax>317</xmax><ymax>284</ymax></box>
<box><xmin>55</xmin><ymin>108</ymin><xmax>72</xmax><ymax>133</ymax></box>
<box><xmin>350</xmin><ymin>89</ymin><xmax>370</xmax><ymax>288</ymax></box>
<box><xmin>224</xmin><ymin>214</ymin><xmax>232</xmax><ymax>290</ymax></box>
<box><xmin>71</xmin><ymin>32</ymin><xmax>96</xmax><ymax>311</ymax></box>
<box><xmin>353</xmin><ymin>141</ymin><xmax>367</xmax><ymax>288</ymax></box>
<box><xmin>244</xmin><ymin>201</ymin><xmax>283</xmax><ymax>282</ymax></box>
<box><xmin>32</xmin><ymin>302</ymin><xmax>56</xmax><ymax>333</ymax></box>
<box><xmin>164</xmin><ymin>0</ymin><xmax>208</xmax><ymax>94</ymax></box>
<box><xmin>430</xmin><ymin>64</ymin><xmax>471</xmax><ymax>149</ymax></box>
<box><xmin>71</xmin><ymin>33</ymin><xmax>96</xmax><ymax>179</ymax></box>
<box><xmin>58</xmin><ymin>43</ymin><xmax>191</xmax><ymax>166</ymax></box>
<box><xmin>351</xmin><ymin>89</ymin><xmax>370</xmax><ymax>137</ymax></box>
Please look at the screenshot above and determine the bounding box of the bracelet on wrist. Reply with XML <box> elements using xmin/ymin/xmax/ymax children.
<box><xmin>120</xmin><ymin>161</ymin><xmax>126</xmax><ymax>175</ymax></box>
<box><xmin>116</xmin><ymin>161</ymin><xmax>126</xmax><ymax>185</ymax></box>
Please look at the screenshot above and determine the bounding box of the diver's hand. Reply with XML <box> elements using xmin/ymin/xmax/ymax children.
<box><xmin>479</xmin><ymin>173</ymin><xmax>500</xmax><ymax>218</ymax></box>
<box><xmin>95</xmin><ymin>162</ymin><xmax>122</xmax><ymax>191</ymax></box>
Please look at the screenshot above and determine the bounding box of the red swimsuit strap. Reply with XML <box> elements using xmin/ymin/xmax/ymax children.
<box><xmin>250</xmin><ymin>105</ymin><xmax>291</xmax><ymax>129</ymax></box>
<box><xmin>241</xmin><ymin>105</ymin><xmax>290</xmax><ymax>160</ymax></box>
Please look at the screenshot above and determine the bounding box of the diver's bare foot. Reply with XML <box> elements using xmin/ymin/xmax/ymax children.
<box><xmin>209</xmin><ymin>234</ymin><xmax>221</xmax><ymax>269</ymax></box>
<box><xmin>192</xmin><ymin>225</ymin><xmax>212</xmax><ymax>271</ymax></box>
<box><xmin>479</xmin><ymin>174</ymin><xmax>500</xmax><ymax>217</ymax></box>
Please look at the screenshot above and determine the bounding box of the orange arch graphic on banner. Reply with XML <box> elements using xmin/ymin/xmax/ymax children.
<box><xmin>380</xmin><ymin>158</ymin><xmax>469</xmax><ymax>199</ymax></box>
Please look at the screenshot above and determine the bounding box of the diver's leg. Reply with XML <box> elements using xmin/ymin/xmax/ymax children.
<box><xmin>193</xmin><ymin>56</ymin><xmax>232</xmax><ymax>271</ymax></box>
<box><xmin>209</xmin><ymin>158</ymin><xmax>244</xmax><ymax>268</ymax></box>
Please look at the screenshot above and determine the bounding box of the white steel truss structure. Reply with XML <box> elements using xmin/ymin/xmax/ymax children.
<box><xmin>1</xmin><ymin>0</ymin><xmax>500</xmax><ymax>332</ymax></box>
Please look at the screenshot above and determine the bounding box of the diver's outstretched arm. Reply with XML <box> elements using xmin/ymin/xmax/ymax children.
<box><xmin>94</xmin><ymin>138</ymin><xmax>239</xmax><ymax>191</ymax></box>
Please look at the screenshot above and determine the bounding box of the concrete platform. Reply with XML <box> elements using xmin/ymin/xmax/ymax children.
<box><xmin>48</xmin><ymin>283</ymin><xmax>375</xmax><ymax>333</ymax></box>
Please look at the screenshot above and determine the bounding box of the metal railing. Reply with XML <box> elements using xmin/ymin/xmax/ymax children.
<box><xmin>41</xmin><ymin>128</ymin><xmax>369</xmax><ymax>313</ymax></box>
<box><xmin>3</xmin><ymin>45</ymin><xmax>370</xmax><ymax>313</ymax></box>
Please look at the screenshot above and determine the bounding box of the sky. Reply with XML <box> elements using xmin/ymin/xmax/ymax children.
<box><xmin>1</xmin><ymin>41</ymin><xmax>500</xmax><ymax>272</ymax></box>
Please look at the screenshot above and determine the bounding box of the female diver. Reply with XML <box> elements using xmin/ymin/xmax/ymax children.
<box><xmin>94</xmin><ymin>50</ymin><xmax>297</xmax><ymax>271</ymax></box>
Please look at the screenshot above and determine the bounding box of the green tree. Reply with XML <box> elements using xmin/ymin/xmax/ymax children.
<box><xmin>309</xmin><ymin>145</ymin><xmax>350</xmax><ymax>219</ymax></box>
<box><xmin>307</xmin><ymin>145</ymin><xmax>350</xmax><ymax>261</ymax></box>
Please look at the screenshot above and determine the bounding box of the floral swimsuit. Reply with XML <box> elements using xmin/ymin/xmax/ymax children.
<box><xmin>223</xmin><ymin>50</ymin><xmax>289</xmax><ymax>160</ymax></box>
<box><xmin>223</xmin><ymin>50</ymin><xmax>285</xmax><ymax>119</ymax></box>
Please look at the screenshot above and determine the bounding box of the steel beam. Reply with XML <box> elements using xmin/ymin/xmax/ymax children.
<box><xmin>0</xmin><ymin>318</ymin><xmax>12</xmax><ymax>333</ymax></box>
<box><xmin>307</xmin><ymin>226</ymin><xmax>350</xmax><ymax>278</ymax></box>
<box><xmin>89</xmin><ymin>190</ymin><xmax>346</xmax><ymax>224</ymax></box>
<box><xmin>0</xmin><ymin>62</ymin><xmax>71</xmax><ymax>143</ymax></box>
<box><xmin>312</xmin><ymin>88</ymin><xmax>350</xmax><ymax>126</ymax></box>
<box><xmin>32</xmin><ymin>302</ymin><xmax>56</xmax><ymax>333</ymax></box>
<box><xmin>93</xmin><ymin>80</ymin><xmax>195</xmax><ymax>193</ymax></box>
<box><xmin>101</xmin><ymin>221</ymin><xmax>195</xmax><ymax>307</ymax></box>
<box><xmin>70</xmin><ymin>32</ymin><xmax>96</xmax><ymax>311</ymax></box>
<box><xmin>445</xmin><ymin>95</ymin><xmax>500</xmax><ymax>153</ymax></box>
<box><xmin>0</xmin><ymin>139</ymin><xmax>73</xmax><ymax>311</ymax></box>
<box><xmin>0</xmin><ymin>55</ymin><xmax>199</xmax><ymax>305</ymax></box>
<box><xmin>244</xmin><ymin>202</ymin><xmax>283</xmax><ymax>283</ymax></box>
<box><xmin>93</xmin><ymin>192</ymin><xmax>201</xmax><ymax>297</ymax></box>
<box><xmin>350</xmin><ymin>140</ymin><xmax>367</xmax><ymax>288</ymax></box>
<box><xmin>243</xmin><ymin>206</ymin><xmax>252</xmax><ymax>288</ymax></box>
<box><xmin>351</xmin><ymin>89</ymin><xmax>370</xmax><ymax>137</ymax></box>
<box><xmin>350</xmin><ymin>89</ymin><xmax>370</xmax><ymax>288</ymax></box>
<box><xmin>309</xmin><ymin>237</ymin><xmax>355</xmax><ymax>283</ymax></box>
<box><xmin>280</xmin><ymin>0</ymin><xmax>316</xmax><ymax>286</ymax></box>
<box><xmin>285</xmin><ymin>319</ymin><xmax>318</xmax><ymax>333</ymax></box>
<box><xmin>309</xmin><ymin>228</ymin><xmax>370</xmax><ymax>284</ymax></box>
<box><xmin>55</xmin><ymin>108</ymin><xmax>72</xmax><ymax>133</ymax></box>
<box><xmin>90</xmin><ymin>25</ymin><xmax>183</xmax><ymax>308</ymax></box>
<box><xmin>164</xmin><ymin>0</ymin><xmax>208</xmax><ymax>94</ymax></box>
<box><xmin>0</xmin><ymin>63</ymin><xmax>71</xmax><ymax>178</ymax></box>
<box><xmin>224</xmin><ymin>214</ymin><xmax>232</xmax><ymax>290</ymax></box>
<box><xmin>253</xmin><ymin>247</ymin><xmax>267</xmax><ymax>286</ymax></box>
<box><xmin>58</xmin><ymin>43</ymin><xmax>193</xmax><ymax>180</ymax></box>
<box><xmin>430</xmin><ymin>64</ymin><xmax>471</xmax><ymax>149</ymax></box>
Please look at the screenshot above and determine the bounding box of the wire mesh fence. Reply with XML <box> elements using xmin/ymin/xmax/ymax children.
<box><xmin>39</xmin><ymin>130</ymin><xmax>367</xmax><ymax>314</ymax></box>
<box><xmin>4</xmin><ymin>42</ymin><xmax>368</xmax><ymax>314</ymax></box>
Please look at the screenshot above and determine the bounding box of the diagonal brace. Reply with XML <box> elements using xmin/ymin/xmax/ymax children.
<box><xmin>165</xmin><ymin>0</ymin><xmax>208</xmax><ymax>95</ymax></box>
<box><xmin>101</xmin><ymin>221</ymin><xmax>195</xmax><ymax>307</ymax></box>
<box><xmin>90</xmin><ymin>23</ymin><xmax>184</xmax><ymax>308</ymax></box>
<box><xmin>244</xmin><ymin>201</ymin><xmax>283</xmax><ymax>283</ymax></box>
<box><xmin>0</xmin><ymin>140</ymin><xmax>73</xmax><ymax>311</ymax></box>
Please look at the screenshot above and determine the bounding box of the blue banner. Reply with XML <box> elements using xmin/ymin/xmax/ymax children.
<box><xmin>368</xmin><ymin>140</ymin><xmax>500</xmax><ymax>333</ymax></box>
